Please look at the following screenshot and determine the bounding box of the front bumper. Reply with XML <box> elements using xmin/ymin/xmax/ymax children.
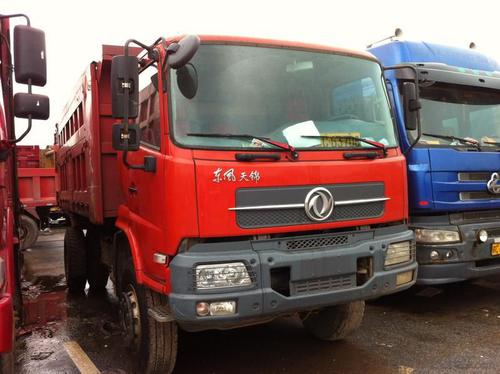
<box><xmin>413</xmin><ymin>219</ymin><xmax>500</xmax><ymax>285</ymax></box>
<box><xmin>0</xmin><ymin>295</ymin><xmax>14</xmax><ymax>353</ymax></box>
<box><xmin>169</xmin><ymin>226</ymin><xmax>416</xmax><ymax>331</ymax></box>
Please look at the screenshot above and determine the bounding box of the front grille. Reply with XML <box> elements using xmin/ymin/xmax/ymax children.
<box><xmin>451</xmin><ymin>210</ymin><xmax>500</xmax><ymax>224</ymax></box>
<box><xmin>237</xmin><ymin>201</ymin><xmax>384</xmax><ymax>228</ymax></box>
<box><xmin>459</xmin><ymin>192</ymin><xmax>500</xmax><ymax>201</ymax></box>
<box><xmin>458</xmin><ymin>172</ymin><xmax>491</xmax><ymax>181</ymax></box>
<box><xmin>291</xmin><ymin>275</ymin><xmax>354</xmax><ymax>296</ymax></box>
<box><xmin>286</xmin><ymin>235</ymin><xmax>348</xmax><ymax>250</ymax></box>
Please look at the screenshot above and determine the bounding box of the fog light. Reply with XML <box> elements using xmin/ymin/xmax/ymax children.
<box><xmin>396</xmin><ymin>270</ymin><xmax>413</xmax><ymax>286</ymax></box>
<box><xmin>444</xmin><ymin>250</ymin><xmax>453</xmax><ymax>259</ymax></box>
<box><xmin>209</xmin><ymin>301</ymin><xmax>236</xmax><ymax>316</ymax></box>
<box><xmin>195</xmin><ymin>262</ymin><xmax>252</xmax><ymax>290</ymax></box>
<box><xmin>430</xmin><ymin>250</ymin><xmax>440</xmax><ymax>261</ymax></box>
<box><xmin>415</xmin><ymin>228</ymin><xmax>460</xmax><ymax>244</ymax></box>
<box><xmin>196</xmin><ymin>302</ymin><xmax>210</xmax><ymax>317</ymax></box>
<box><xmin>385</xmin><ymin>241</ymin><xmax>412</xmax><ymax>266</ymax></box>
<box><xmin>477</xmin><ymin>229</ymin><xmax>488</xmax><ymax>243</ymax></box>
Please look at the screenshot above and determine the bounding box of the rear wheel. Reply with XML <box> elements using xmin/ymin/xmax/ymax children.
<box><xmin>19</xmin><ymin>214</ymin><xmax>38</xmax><ymax>250</ymax></box>
<box><xmin>64</xmin><ymin>227</ymin><xmax>87</xmax><ymax>293</ymax></box>
<box><xmin>85</xmin><ymin>229</ymin><xmax>109</xmax><ymax>291</ymax></box>
<box><xmin>120</xmin><ymin>260</ymin><xmax>178</xmax><ymax>374</ymax></box>
<box><xmin>301</xmin><ymin>301</ymin><xmax>365</xmax><ymax>341</ymax></box>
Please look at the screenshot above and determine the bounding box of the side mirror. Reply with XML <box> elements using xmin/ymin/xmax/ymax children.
<box><xmin>111</xmin><ymin>55</ymin><xmax>139</xmax><ymax>119</ymax></box>
<box><xmin>13</xmin><ymin>25</ymin><xmax>47</xmax><ymax>86</ymax></box>
<box><xmin>14</xmin><ymin>93</ymin><xmax>50</xmax><ymax>120</ymax></box>
<box><xmin>112</xmin><ymin>123</ymin><xmax>140</xmax><ymax>151</ymax></box>
<box><xmin>167</xmin><ymin>35</ymin><xmax>200</xmax><ymax>70</ymax></box>
<box><xmin>176</xmin><ymin>63</ymin><xmax>198</xmax><ymax>99</ymax></box>
<box><xmin>402</xmin><ymin>82</ymin><xmax>421</xmax><ymax>131</ymax></box>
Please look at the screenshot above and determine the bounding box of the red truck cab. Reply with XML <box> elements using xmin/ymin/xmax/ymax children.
<box><xmin>57</xmin><ymin>35</ymin><xmax>416</xmax><ymax>373</ymax></box>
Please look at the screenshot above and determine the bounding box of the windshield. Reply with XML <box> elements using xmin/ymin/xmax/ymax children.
<box><xmin>170</xmin><ymin>44</ymin><xmax>397</xmax><ymax>150</ymax></box>
<box><xmin>414</xmin><ymin>82</ymin><xmax>500</xmax><ymax>147</ymax></box>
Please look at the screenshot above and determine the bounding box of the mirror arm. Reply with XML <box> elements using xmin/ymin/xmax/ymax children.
<box><xmin>383</xmin><ymin>64</ymin><xmax>422</xmax><ymax>155</ymax></box>
<box><xmin>0</xmin><ymin>14</ymin><xmax>31</xmax><ymax>26</ymax></box>
<box><xmin>120</xmin><ymin>39</ymin><xmax>160</xmax><ymax>171</ymax></box>
<box><xmin>10</xmin><ymin>79</ymin><xmax>33</xmax><ymax>144</ymax></box>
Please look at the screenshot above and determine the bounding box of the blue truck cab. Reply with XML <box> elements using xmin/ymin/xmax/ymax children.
<box><xmin>369</xmin><ymin>41</ymin><xmax>500</xmax><ymax>284</ymax></box>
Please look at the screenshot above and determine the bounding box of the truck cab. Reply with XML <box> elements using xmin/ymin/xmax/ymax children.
<box><xmin>57</xmin><ymin>36</ymin><xmax>417</xmax><ymax>373</ymax></box>
<box><xmin>369</xmin><ymin>40</ymin><xmax>500</xmax><ymax>284</ymax></box>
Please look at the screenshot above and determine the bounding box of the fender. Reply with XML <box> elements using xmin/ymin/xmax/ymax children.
<box><xmin>115</xmin><ymin>204</ymin><xmax>171</xmax><ymax>294</ymax></box>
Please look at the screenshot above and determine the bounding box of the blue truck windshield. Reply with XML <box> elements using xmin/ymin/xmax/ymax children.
<box><xmin>415</xmin><ymin>83</ymin><xmax>500</xmax><ymax>147</ymax></box>
<box><xmin>170</xmin><ymin>44</ymin><xmax>397</xmax><ymax>150</ymax></box>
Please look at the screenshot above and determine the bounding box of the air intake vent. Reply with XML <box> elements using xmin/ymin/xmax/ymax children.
<box><xmin>286</xmin><ymin>235</ymin><xmax>348</xmax><ymax>251</ymax></box>
<box><xmin>291</xmin><ymin>275</ymin><xmax>354</xmax><ymax>296</ymax></box>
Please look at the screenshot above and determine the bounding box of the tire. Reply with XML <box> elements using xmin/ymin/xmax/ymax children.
<box><xmin>85</xmin><ymin>229</ymin><xmax>110</xmax><ymax>291</ymax></box>
<box><xmin>64</xmin><ymin>227</ymin><xmax>87</xmax><ymax>293</ymax></box>
<box><xmin>302</xmin><ymin>301</ymin><xmax>365</xmax><ymax>341</ymax></box>
<box><xmin>120</xmin><ymin>262</ymin><xmax>178</xmax><ymax>374</ymax></box>
<box><xmin>19</xmin><ymin>214</ymin><xmax>39</xmax><ymax>250</ymax></box>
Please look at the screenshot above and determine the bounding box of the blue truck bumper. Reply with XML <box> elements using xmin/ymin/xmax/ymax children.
<box><xmin>413</xmin><ymin>217</ymin><xmax>500</xmax><ymax>285</ymax></box>
<box><xmin>169</xmin><ymin>226</ymin><xmax>416</xmax><ymax>331</ymax></box>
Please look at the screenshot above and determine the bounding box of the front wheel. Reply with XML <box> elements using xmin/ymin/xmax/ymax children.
<box><xmin>120</xmin><ymin>267</ymin><xmax>178</xmax><ymax>374</ymax></box>
<box><xmin>301</xmin><ymin>301</ymin><xmax>365</xmax><ymax>341</ymax></box>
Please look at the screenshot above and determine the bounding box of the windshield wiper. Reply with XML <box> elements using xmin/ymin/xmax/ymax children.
<box><xmin>422</xmin><ymin>133</ymin><xmax>481</xmax><ymax>150</ymax></box>
<box><xmin>186</xmin><ymin>133</ymin><xmax>299</xmax><ymax>160</ymax></box>
<box><xmin>301</xmin><ymin>135</ymin><xmax>387</xmax><ymax>156</ymax></box>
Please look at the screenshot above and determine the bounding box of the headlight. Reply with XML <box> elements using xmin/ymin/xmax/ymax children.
<box><xmin>195</xmin><ymin>262</ymin><xmax>252</xmax><ymax>290</ymax></box>
<box><xmin>385</xmin><ymin>241</ymin><xmax>412</xmax><ymax>266</ymax></box>
<box><xmin>414</xmin><ymin>228</ymin><xmax>461</xmax><ymax>244</ymax></box>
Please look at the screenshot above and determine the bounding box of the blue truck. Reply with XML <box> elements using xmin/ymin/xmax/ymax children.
<box><xmin>369</xmin><ymin>40</ymin><xmax>500</xmax><ymax>284</ymax></box>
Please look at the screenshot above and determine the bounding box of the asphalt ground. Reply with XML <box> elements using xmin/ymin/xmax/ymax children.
<box><xmin>15</xmin><ymin>229</ymin><xmax>500</xmax><ymax>373</ymax></box>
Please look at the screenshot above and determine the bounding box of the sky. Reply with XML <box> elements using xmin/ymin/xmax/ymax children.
<box><xmin>4</xmin><ymin>0</ymin><xmax>500</xmax><ymax>146</ymax></box>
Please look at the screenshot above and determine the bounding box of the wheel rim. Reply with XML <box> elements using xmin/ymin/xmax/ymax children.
<box><xmin>120</xmin><ymin>284</ymin><xmax>142</xmax><ymax>352</ymax></box>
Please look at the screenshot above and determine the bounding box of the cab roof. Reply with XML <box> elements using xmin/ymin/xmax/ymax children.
<box><xmin>368</xmin><ymin>40</ymin><xmax>500</xmax><ymax>72</ymax></box>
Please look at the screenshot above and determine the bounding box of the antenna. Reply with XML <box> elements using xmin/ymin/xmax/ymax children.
<box><xmin>367</xmin><ymin>28</ymin><xmax>403</xmax><ymax>48</ymax></box>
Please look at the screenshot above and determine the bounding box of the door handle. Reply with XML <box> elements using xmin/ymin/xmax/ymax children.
<box><xmin>128</xmin><ymin>185</ymin><xmax>138</xmax><ymax>194</ymax></box>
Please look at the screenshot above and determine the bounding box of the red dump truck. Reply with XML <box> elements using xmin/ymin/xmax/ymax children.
<box><xmin>0</xmin><ymin>13</ymin><xmax>49</xmax><ymax>374</ymax></box>
<box><xmin>57</xmin><ymin>35</ymin><xmax>417</xmax><ymax>373</ymax></box>
<box><xmin>17</xmin><ymin>145</ymin><xmax>58</xmax><ymax>249</ymax></box>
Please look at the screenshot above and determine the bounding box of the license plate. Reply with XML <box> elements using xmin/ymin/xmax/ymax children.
<box><xmin>491</xmin><ymin>243</ymin><xmax>500</xmax><ymax>256</ymax></box>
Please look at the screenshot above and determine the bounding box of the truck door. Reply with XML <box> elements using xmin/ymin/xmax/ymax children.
<box><xmin>123</xmin><ymin>65</ymin><xmax>167</xmax><ymax>282</ymax></box>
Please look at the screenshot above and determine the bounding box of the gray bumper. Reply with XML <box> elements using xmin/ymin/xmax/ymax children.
<box><xmin>412</xmin><ymin>218</ymin><xmax>500</xmax><ymax>285</ymax></box>
<box><xmin>169</xmin><ymin>226</ymin><xmax>416</xmax><ymax>331</ymax></box>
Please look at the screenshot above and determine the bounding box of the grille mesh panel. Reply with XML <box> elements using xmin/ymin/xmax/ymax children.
<box><xmin>237</xmin><ymin>202</ymin><xmax>384</xmax><ymax>228</ymax></box>
<box><xmin>286</xmin><ymin>235</ymin><xmax>348</xmax><ymax>250</ymax></box>
<box><xmin>291</xmin><ymin>275</ymin><xmax>354</xmax><ymax>295</ymax></box>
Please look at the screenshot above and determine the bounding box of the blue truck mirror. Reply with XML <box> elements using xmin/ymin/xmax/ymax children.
<box><xmin>402</xmin><ymin>82</ymin><xmax>421</xmax><ymax>131</ymax></box>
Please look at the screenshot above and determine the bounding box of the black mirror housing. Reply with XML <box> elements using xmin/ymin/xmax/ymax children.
<box><xmin>14</xmin><ymin>93</ymin><xmax>50</xmax><ymax>120</ymax></box>
<box><xmin>111</xmin><ymin>55</ymin><xmax>139</xmax><ymax>119</ymax></box>
<box><xmin>112</xmin><ymin>123</ymin><xmax>140</xmax><ymax>151</ymax></box>
<box><xmin>13</xmin><ymin>25</ymin><xmax>47</xmax><ymax>86</ymax></box>
<box><xmin>167</xmin><ymin>35</ymin><xmax>200</xmax><ymax>70</ymax></box>
<box><xmin>402</xmin><ymin>82</ymin><xmax>420</xmax><ymax>131</ymax></box>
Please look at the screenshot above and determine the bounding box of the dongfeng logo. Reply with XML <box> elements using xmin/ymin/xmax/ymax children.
<box><xmin>304</xmin><ymin>187</ymin><xmax>334</xmax><ymax>222</ymax></box>
<box><xmin>487</xmin><ymin>172</ymin><xmax>500</xmax><ymax>194</ymax></box>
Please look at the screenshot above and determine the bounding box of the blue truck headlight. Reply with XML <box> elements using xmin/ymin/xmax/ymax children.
<box><xmin>385</xmin><ymin>241</ymin><xmax>412</xmax><ymax>266</ymax></box>
<box><xmin>415</xmin><ymin>229</ymin><xmax>461</xmax><ymax>244</ymax></box>
<box><xmin>195</xmin><ymin>262</ymin><xmax>252</xmax><ymax>290</ymax></box>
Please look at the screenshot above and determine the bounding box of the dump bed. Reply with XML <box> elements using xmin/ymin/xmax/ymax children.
<box><xmin>55</xmin><ymin>46</ymin><xmax>129</xmax><ymax>224</ymax></box>
<box><xmin>18</xmin><ymin>167</ymin><xmax>57</xmax><ymax>209</ymax></box>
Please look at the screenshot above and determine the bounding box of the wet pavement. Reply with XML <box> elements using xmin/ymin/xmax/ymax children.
<box><xmin>16</xmin><ymin>229</ymin><xmax>500</xmax><ymax>373</ymax></box>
